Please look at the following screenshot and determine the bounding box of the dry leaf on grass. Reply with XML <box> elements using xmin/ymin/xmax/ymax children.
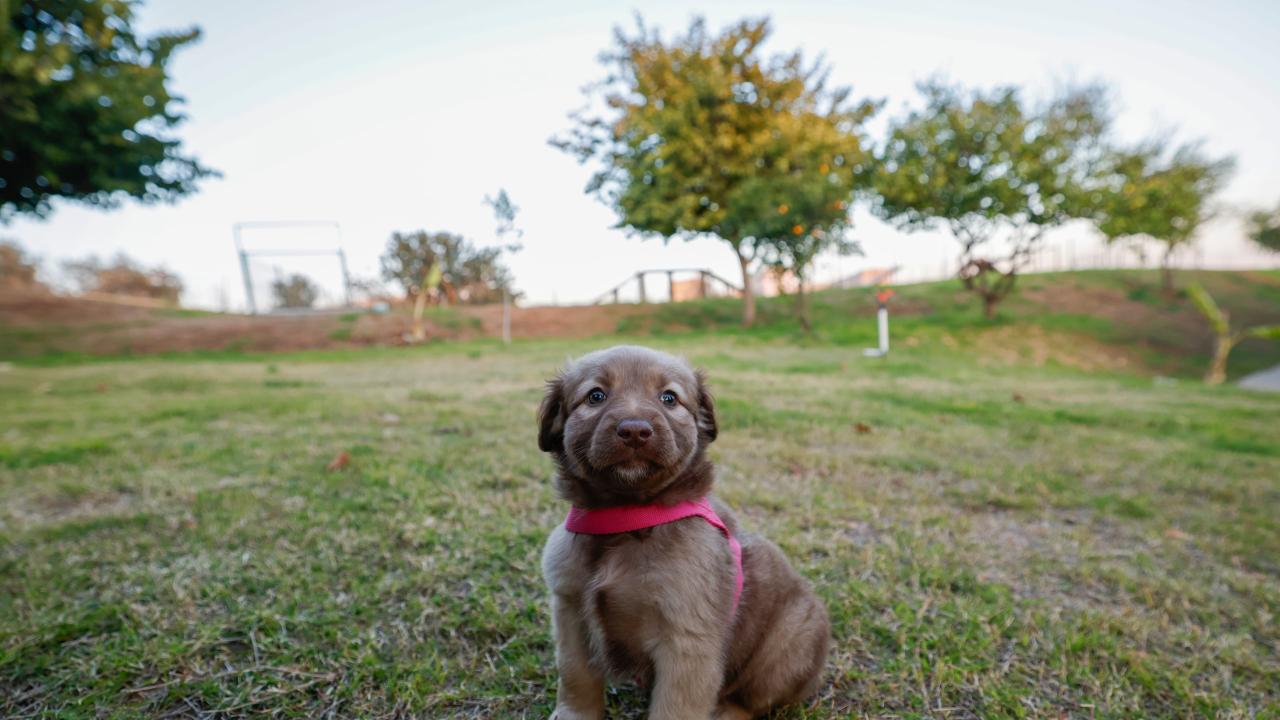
<box><xmin>326</xmin><ymin>451</ymin><xmax>351</xmax><ymax>472</ymax></box>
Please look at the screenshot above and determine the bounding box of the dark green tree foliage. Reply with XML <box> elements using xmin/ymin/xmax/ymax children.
<box><xmin>553</xmin><ymin>16</ymin><xmax>875</xmax><ymax>326</ymax></box>
<box><xmin>872</xmin><ymin>81</ymin><xmax>1109</xmax><ymax>318</ymax></box>
<box><xmin>1246</xmin><ymin>202</ymin><xmax>1280</xmax><ymax>254</ymax></box>
<box><xmin>271</xmin><ymin>273</ymin><xmax>318</xmax><ymax>309</ymax></box>
<box><xmin>1093</xmin><ymin>140</ymin><xmax>1233</xmax><ymax>291</ymax></box>
<box><xmin>1</xmin><ymin>0</ymin><xmax>215</xmax><ymax>221</ymax></box>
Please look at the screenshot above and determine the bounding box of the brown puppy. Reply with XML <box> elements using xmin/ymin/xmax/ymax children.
<box><xmin>538</xmin><ymin>345</ymin><xmax>830</xmax><ymax>720</ymax></box>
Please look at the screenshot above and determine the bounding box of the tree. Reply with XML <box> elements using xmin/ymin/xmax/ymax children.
<box><xmin>1093</xmin><ymin>140</ymin><xmax>1233</xmax><ymax>292</ymax></box>
<box><xmin>0</xmin><ymin>239</ymin><xmax>42</xmax><ymax>290</ymax></box>
<box><xmin>1186</xmin><ymin>283</ymin><xmax>1280</xmax><ymax>385</ymax></box>
<box><xmin>484</xmin><ymin>189</ymin><xmax>523</xmax><ymax>251</ymax></box>
<box><xmin>62</xmin><ymin>253</ymin><xmax>182</xmax><ymax>303</ymax></box>
<box><xmin>552</xmin><ymin>16</ymin><xmax>876</xmax><ymax>326</ymax></box>
<box><xmin>380</xmin><ymin>230</ymin><xmax>518</xmax><ymax>340</ymax></box>
<box><xmin>1246</xmin><ymin>202</ymin><xmax>1280</xmax><ymax>254</ymax></box>
<box><xmin>872</xmin><ymin>80</ymin><xmax>1110</xmax><ymax>318</ymax></box>
<box><xmin>270</xmin><ymin>274</ymin><xmax>318</xmax><ymax>309</ymax></box>
<box><xmin>382</xmin><ymin>230</ymin><xmax>445</xmax><ymax>341</ymax></box>
<box><xmin>381</xmin><ymin>230</ymin><xmax>443</xmax><ymax>299</ymax></box>
<box><xmin>1</xmin><ymin>0</ymin><xmax>216</xmax><ymax>221</ymax></box>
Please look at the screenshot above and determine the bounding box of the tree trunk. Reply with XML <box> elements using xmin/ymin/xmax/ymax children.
<box><xmin>411</xmin><ymin>288</ymin><xmax>428</xmax><ymax>342</ymax></box>
<box><xmin>1205</xmin><ymin>335</ymin><xmax>1234</xmax><ymax>385</ymax></box>
<box><xmin>795</xmin><ymin>277</ymin><xmax>811</xmax><ymax>333</ymax></box>
<box><xmin>737</xmin><ymin>251</ymin><xmax>756</xmax><ymax>328</ymax></box>
<box><xmin>1161</xmin><ymin>246</ymin><xmax>1176</xmax><ymax>295</ymax></box>
<box><xmin>982</xmin><ymin>293</ymin><xmax>997</xmax><ymax>320</ymax></box>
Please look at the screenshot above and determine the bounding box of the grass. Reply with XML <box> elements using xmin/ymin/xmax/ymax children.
<box><xmin>1</xmin><ymin>273</ymin><xmax>1279</xmax><ymax>718</ymax></box>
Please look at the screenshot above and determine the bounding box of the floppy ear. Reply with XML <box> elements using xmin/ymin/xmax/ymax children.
<box><xmin>694</xmin><ymin>369</ymin><xmax>718</xmax><ymax>443</ymax></box>
<box><xmin>537</xmin><ymin>375</ymin><xmax>567</xmax><ymax>453</ymax></box>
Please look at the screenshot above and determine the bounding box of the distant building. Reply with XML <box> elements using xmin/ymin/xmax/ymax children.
<box><xmin>748</xmin><ymin>266</ymin><xmax>898</xmax><ymax>298</ymax></box>
<box><xmin>829</xmin><ymin>267</ymin><xmax>899</xmax><ymax>289</ymax></box>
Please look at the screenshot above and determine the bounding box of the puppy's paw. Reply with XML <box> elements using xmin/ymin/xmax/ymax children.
<box><xmin>713</xmin><ymin>702</ymin><xmax>753</xmax><ymax>720</ymax></box>
<box><xmin>551</xmin><ymin>706</ymin><xmax>603</xmax><ymax>720</ymax></box>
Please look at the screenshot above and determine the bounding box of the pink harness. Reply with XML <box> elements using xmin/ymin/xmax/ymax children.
<box><xmin>564</xmin><ymin>497</ymin><xmax>744</xmax><ymax>615</ymax></box>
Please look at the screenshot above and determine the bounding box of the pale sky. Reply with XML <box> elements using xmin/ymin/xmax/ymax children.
<box><xmin>8</xmin><ymin>0</ymin><xmax>1280</xmax><ymax>309</ymax></box>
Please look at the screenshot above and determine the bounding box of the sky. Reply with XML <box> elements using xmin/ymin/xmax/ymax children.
<box><xmin>8</xmin><ymin>0</ymin><xmax>1280</xmax><ymax>309</ymax></box>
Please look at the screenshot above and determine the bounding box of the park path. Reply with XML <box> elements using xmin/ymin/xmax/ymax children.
<box><xmin>1238</xmin><ymin>364</ymin><xmax>1280</xmax><ymax>392</ymax></box>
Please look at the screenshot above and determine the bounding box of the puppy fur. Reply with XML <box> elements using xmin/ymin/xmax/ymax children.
<box><xmin>538</xmin><ymin>345</ymin><xmax>830</xmax><ymax>720</ymax></box>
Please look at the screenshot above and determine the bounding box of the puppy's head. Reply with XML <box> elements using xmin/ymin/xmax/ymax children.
<box><xmin>537</xmin><ymin>345</ymin><xmax>717</xmax><ymax>506</ymax></box>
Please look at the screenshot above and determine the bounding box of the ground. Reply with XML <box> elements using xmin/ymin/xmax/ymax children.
<box><xmin>5</xmin><ymin>270</ymin><xmax>1279</xmax><ymax>381</ymax></box>
<box><xmin>1</xmin><ymin>271</ymin><xmax>1278</xmax><ymax>718</ymax></box>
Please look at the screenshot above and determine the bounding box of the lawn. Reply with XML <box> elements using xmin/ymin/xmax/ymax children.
<box><xmin>2</xmin><ymin>280</ymin><xmax>1279</xmax><ymax>718</ymax></box>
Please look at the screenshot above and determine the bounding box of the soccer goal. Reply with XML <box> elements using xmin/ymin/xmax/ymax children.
<box><xmin>232</xmin><ymin>221</ymin><xmax>353</xmax><ymax>314</ymax></box>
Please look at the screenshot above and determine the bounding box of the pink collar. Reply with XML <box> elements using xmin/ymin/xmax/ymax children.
<box><xmin>564</xmin><ymin>497</ymin><xmax>744</xmax><ymax>616</ymax></box>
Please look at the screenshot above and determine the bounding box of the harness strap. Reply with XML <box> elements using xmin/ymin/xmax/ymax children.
<box><xmin>565</xmin><ymin>497</ymin><xmax>744</xmax><ymax>615</ymax></box>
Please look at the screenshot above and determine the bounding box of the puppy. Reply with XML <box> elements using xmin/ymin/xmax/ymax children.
<box><xmin>538</xmin><ymin>345</ymin><xmax>830</xmax><ymax>720</ymax></box>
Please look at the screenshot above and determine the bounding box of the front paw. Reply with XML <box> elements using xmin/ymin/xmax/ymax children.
<box><xmin>551</xmin><ymin>706</ymin><xmax>603</xmax><ymax>720</ymax></box>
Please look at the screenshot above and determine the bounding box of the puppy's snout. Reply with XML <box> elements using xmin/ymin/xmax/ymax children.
<box><xmin>616</xmin><ymin>418</ymin><xmax>654</xmax><ymax>448</ymax></box>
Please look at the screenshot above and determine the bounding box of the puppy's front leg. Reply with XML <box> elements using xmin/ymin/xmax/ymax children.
<box><xmin>549</xmin><ymin>594</ymin><xmax>604</xmax><ymax>720</ymax></box>
<box><xmin>648</xmin><ymin>635</ymin><xmax>724</xmax><ymax>720</ymax></box>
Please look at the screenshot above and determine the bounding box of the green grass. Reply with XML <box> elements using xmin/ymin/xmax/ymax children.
<box><xmin>1</xmin><ymin>331</ymin><xmax>1277</xmax><ymax>719</ymax></box>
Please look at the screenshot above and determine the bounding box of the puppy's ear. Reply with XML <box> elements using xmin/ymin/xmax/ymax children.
<box><xmin>537</xmin><ymin>375</ymin><xmax>567</xmax><ymax>453</ymax></box>
<box><xmin>694</xmin><ymin>369</ymin><xmax>718</xmax><ymax>443</ymax></box>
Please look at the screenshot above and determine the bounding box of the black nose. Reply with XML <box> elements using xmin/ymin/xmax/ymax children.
<box><xmin>616</xmin><ymin>418</ymin><xmax>653</xmax><ymax>448</ymax></box>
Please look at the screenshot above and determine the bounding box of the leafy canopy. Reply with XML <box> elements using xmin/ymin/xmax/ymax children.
<box><xmin>553</xmin><ymin>16</ymin><xmax>876</xmax><ymax>255</ymax></box>
<box><xmin>380</xmin><ymin>230</ymin><xmax>517</xmax><ymax>304</ymax></box>
<box><xmin>1246</xmin><ymin>202</ymin><xmax>1280</xmax><ymax>254</ymax></box>
<box><xmin>271</xmin><ymin>274</ymin><xmax>319</xmax><ymax>310</ymax></box>
<box><xmin>873</xmin><ymin>80</ymin><xmax>1110</xmax><ymax>247</ymax></box>
<box><xmin>1092</xmin><ymin>140</ymin><xmax>1233</xmax><ymax>257</ymax></box>
<box><xmin>1</xmin><ymin>0</ymin><xmax>215</xmax><ymax>221</ymax></box>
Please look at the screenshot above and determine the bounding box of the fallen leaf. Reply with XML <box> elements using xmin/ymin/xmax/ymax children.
<box><xmin>1012</xmin><ymin>392</ymin><xmax>1025</xmax><ymax>403</ymax></box>
<box><xmin>854</xmin><ymin>422</ymin><xmax>873</xmax><ymax>435</ymax></box>
<box><xmin>1164</xmin><ymin>528</ymin><xmax>1189</xmax><ymax>540</ymax></box>
<box><xmin>326</xmin><ymin>451</ymin><xmax>351</xmax><ymax>472</ymax></box>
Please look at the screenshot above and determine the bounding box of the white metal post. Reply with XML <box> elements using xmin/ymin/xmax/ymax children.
<box><xmin>502</xmin><ymin>288</ymin><xmax>511</xmax><ymax>345</ymax></box>
<box><xmin>878</xmin><ymin>305</ymin><xmax>889</xmax><ymax>354</ymax></box>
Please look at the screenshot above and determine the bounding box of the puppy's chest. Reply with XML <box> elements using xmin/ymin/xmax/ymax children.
<box><xmin>578</xmin><ymin>535</ymin><xmax>667</xmax><ymax>675</ymax></box>
<box><xmin>572</xmin><ymin>529</ymin><xmax>728</xmax><ymax>678</ymax></box>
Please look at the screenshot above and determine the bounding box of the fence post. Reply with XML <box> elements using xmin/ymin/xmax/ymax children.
<box><xmin>637</xmin><ymin>272</ymin><xmax>647</xmax><ymax>303</ymax></box>
<box><xmin>668</xmin><ymin>270</ymin><xmax>675</xmax><ymax>302</ymax></box>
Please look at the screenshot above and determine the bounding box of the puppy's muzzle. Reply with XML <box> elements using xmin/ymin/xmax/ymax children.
<box><xmin>615</xmin><ymin>418</ymin><xmax>654</xmax><ymax>448</ymax></box>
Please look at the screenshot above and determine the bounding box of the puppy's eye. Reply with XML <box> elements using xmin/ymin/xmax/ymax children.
<box><xmin>587</xmin><ymin>389</ymin><xmax>607</xmax><ymax>406</ymax></box>
<box><xmin>660</xmin><ymin>391</ymin><xmax>677</xmax><ymax>407</ymax></box>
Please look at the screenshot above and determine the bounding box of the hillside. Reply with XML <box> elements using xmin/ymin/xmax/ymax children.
<box><xmin>2</xmin><ymin>269</ymin><xmax>1278</xmax><ymax>380</ymax></box>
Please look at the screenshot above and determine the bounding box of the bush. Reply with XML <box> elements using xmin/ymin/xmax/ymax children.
<box><xmin>63</xmin><ymin>254</ymin><xmax>182</xmax><ymax>303</ymax></box>
<box><xmin>0</xmin><ymin>240</ymin><xmax>44</xmax><ymax>290</ymax></box>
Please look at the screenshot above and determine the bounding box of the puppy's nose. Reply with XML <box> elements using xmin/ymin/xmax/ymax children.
<box><xmin>616</xmin><ymin>418</ymin><xmax>653</xmax><ymax>448</ymax></box>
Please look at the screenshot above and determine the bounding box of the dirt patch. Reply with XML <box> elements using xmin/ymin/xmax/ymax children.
<box><xmin>975</xmin><ymin>324</ymin><xmax>1138</xmax><ymax>372</ymax></box>
<box><xmin>0</xmin><ymin>291</ymin><xmax>651</xmax><ymax>358</ymax></box>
